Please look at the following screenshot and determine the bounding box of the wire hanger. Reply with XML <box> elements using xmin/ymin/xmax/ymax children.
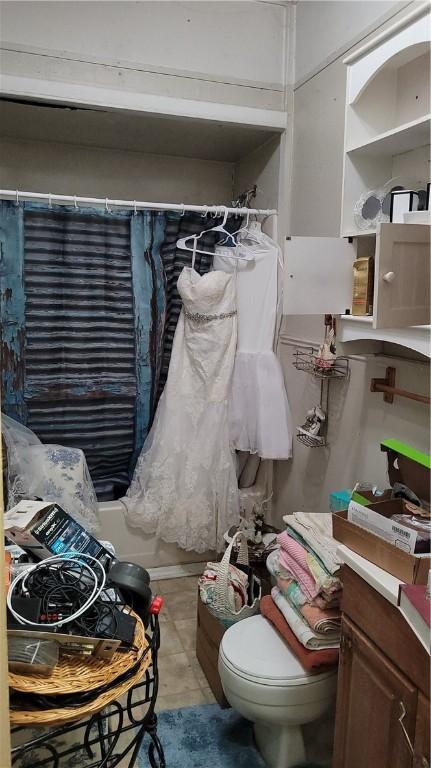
<box><xmin>176</xmin><ymin>206</ymin><xmax>236</xmax><ymax>256</ymax></box>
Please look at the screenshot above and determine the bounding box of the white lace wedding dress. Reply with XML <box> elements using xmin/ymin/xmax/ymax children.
<box><xmin>123</xmin><ymin>265</ymin><xmax>239</xmax><ymax>552</ymax></box>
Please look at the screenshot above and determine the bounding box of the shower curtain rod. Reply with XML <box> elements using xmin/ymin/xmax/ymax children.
<box><xmin>0</xmin><ymin>190</ymin><xmax>277</xmax><ymax>217</ymax></box>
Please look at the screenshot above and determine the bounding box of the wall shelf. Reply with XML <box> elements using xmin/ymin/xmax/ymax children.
<box><xmin>296</xmin><ymin>431</ymin><xmax>327</xmax><ymax>448</ymax></box>
<box><xmin>346</xmin><ymin>115</ymin><xmax>431</xmax><ymax>157</ymax></box>
<box><xmin>341</xmin><ymin>6</ymin><xmax>430</xmax><ymax>239</ymax></box>
<box><xmin>341</xmin><ymin>315</ymin><xmax>373</xmax><ymax>323</ymax></box>
<box><xmin>293</xmin><ymin>347</ymin><xmax>350</xmax><ymax>379</ymax></box>
<box><xmin>339</xmin><ymin>315</ymin><xmax>430</xmax><ymax>357</ymax></box>
<box><xmin>292</xmin><ymin>343</ymin><xmax>349</xmax><ymax>449</ymax></box>
<box><xmin>342</xmin><ymin>229</ymin><xmax>377</xmax><ymax>238</ymax></box>
<box><xmin>0</xmin><ymin>98</ymin><xmax>283</xmax><ymax>165</ymax></box>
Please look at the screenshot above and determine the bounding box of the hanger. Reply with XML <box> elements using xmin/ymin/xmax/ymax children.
<box><xmin>219</xmin><ymin>208</ymin><xmax>251</xmax><ymax>245</ymax></box>
<box><xmin>235</xmin><ymin>212</ymin><xmax>267</xmax><ymax>247</ymax></box>
<box><xmin>215</xmin><ymin>209</ymin><xmax>257</xmax><ymax>263</ymax></box>
<box><xmin>176</xmin><ymin>206</ymin><xmax>236</xmax><ymax>256</ymax></box>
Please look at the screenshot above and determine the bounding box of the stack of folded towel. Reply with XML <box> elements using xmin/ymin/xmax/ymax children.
<box><xmin>261</xmin><ymin>512</ymin><xmax>342</xmax><ymax>670</ymax></box>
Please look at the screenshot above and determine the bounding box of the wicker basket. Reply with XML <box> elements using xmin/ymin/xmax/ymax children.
<box><xmin>209</xmin><ymin>531</ymin><xmax>261</xmax><ymax>627</ymax></box>
<box><xmin>9</xmin><ymin>612</ymin><xmax>151</xmax><ymax>727</ymax></box>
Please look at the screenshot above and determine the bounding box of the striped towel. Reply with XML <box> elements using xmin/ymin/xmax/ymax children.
<box><xmin>277</xmin><ymin>530</ymin><xmax>319</xmax><ymax>601</ymax></box>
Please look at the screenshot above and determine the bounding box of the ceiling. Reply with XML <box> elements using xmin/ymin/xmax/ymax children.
<box><xmin>0</xmin><ymin>99</ymin><xmax>279</xmax><ymax>164</ymax></box>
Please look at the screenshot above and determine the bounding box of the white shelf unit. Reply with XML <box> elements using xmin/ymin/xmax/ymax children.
<box><xmin>0</xmin><ymin>78</ymin><xmax>288</xmax><ymax>217</ymax></box>
<box><xmin>339</xmin><ymin>315</ymin><xmax>430</xmax><ymax>358</ymax></box>
<box><xmin>281</xmin><ymin>9</ymin><xmax>431</xmax><ymax>358</ymax></box>
<box><xmin>335</xmin><ymin>5</ymin><xmax>431</xmax><ymax>356</ymax></box>
<box><xmin>346</xmin><ymin>114</ymin><xmax>431</xmax><ymax>157</ymax></box>
<box><xmin>341</xmin><ymin>4</ymin><xmax>431</xmax><ymax>238</ymax></box>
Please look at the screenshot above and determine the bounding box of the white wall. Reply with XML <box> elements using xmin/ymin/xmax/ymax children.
<box><xmin>0</xmin><ymin>1</ymin><xmax>286</xmax><ymax>88</ymax></box>
<box><xmin>0</xmin><ymin>1</ymin><xmax>288</xmax><ymax>112</ymax></box>
<box><xmin>234</xmin><ymin>136</ymin><xmax>281</xmax><ymax>210</ymax></box>
<box><xmin>290</xmin><ymin>58</ymin><xmax>346</xmax><ymax>237</ymax></box>
<box><xmin>275</xmin><ymin>343</ymin><xmax>430</xmax><ymax>515</ymax></box>
<box><xmin>294</xmin><ymin>0</ymin><xmax>413</xmax><ymax>85</ymax></box>
<box><xmin>275</xmin><ymin>1</ymin><xmax>430</xmax><ymax>522</ymax></box>
<box><xmin>0</xmin><ymin>137</ymin><xmax>234</xmax><ymax>204</ymax></box>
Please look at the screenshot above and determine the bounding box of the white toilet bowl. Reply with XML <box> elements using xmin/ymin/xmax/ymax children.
<box><xmin>218</xmin><ymin>615</ymin><xmax>337</xmax><ymax>768</ymax></box>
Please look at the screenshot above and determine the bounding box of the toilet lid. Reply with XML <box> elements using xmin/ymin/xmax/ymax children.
<box><xmin>220</xmin><ymin>615</ymin><xmax>336</xmax><ymax>686</ymax></box>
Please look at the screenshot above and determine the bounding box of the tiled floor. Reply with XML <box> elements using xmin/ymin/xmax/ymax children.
<box><xmin>152</xmin><ymin>575</ymin><xmax>216</xmax><ymax>711</ymax></box>
<box><xmin>114</xmin><ymin>575</ymin><xmax>216</xmax><ymax>766</ymax></box>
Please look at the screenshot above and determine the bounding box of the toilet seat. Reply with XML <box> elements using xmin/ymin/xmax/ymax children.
<box><xmin>219</xmin><ymin>615</ymin><xmax>335</xmax><ymax>687</ymax></box>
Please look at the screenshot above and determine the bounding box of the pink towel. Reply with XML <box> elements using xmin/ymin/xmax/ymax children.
<box><xmin>260</xmin><ymin>596</ymin><xmax>339</xmax><ymax>671</ymax></box>
<box><xmin>301</xmin><ymin>602</ymin><xmax>341</xmax><ymax>634</ymax></box>
<box><xmin>277</xmin><ymin>532</ymin><xmax>319</xmax><ymax>601</ymax></box>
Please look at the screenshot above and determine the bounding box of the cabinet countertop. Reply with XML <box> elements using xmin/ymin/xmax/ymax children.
<box><xmin>338</xmin><ymin>543</ymin><xmax>430</xmax><ymax>654</ymax></box>
<box><xmin>337</xmin><ymin>543</ymin><xmax>402</xmax><ymax>606</ymax></box>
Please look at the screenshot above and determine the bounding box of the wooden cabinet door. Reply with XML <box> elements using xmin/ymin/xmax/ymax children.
<box><xmin>373</xmin><ymin>223</ymin><xmax>430</xmax><ymax>329</ymax></box>
<box><xmin>413</xmin><ymin>693</ymin><xmax>430</xmax><ymax>768</ymax></box>
<box><xmin>333</xmin><ymin>616</ymin><xmax>417</xmax><ymax>768</ymax></box>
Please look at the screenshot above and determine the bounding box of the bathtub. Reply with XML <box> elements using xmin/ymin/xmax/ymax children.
<box><xmin>97</xmin><ymin>500</ymin><xmax>211</xmax><ymax>578</ymax></box>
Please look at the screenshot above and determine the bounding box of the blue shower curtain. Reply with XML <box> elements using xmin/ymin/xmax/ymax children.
<box><xmin>0</xmin><ymin>201</ymin><xmax>166</xmax><ymax>500</ymax></box>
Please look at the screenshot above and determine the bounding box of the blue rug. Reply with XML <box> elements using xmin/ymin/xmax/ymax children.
<box><xmin>139</xmin><ymin>704</ymin><xmax>266</xmax><ymax>768</ymax></box>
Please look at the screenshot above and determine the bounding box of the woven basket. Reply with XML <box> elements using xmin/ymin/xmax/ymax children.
<box><xmin>9</xmin><ymin>612</ymin><xmax>151</xmax><ymax>727</ymax></box>
<box><xmin>209</xmin><ymin>531</ymin><xmax>261</xmax><ymax>627</ymax></box>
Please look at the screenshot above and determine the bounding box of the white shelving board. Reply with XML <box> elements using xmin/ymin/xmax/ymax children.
<box><xmin>339</xmin><ymin>315</ymin><xmax>430</xmax><ymax>357</ymax></box>
<box><xmin>0</xmin><ymin>99</ymin><xmax>283</xmax><ymax>164</ymax></box>
<box><xmin>341</xmin><ymin>5</ymin><xmax>430</xmax><ymax>239</ymax></box>
<box><xmin>346</xmin><ymin>115</ymin><xmax>431</xmax><ymax>157</ymax></box>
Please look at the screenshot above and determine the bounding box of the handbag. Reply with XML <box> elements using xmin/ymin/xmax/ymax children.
<box><xmin>200</xmin><ymin>531</ymin><xmax>261</xmax><ymax>627</ymax></box>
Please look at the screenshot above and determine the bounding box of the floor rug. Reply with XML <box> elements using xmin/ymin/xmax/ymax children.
<box><xmin>138</xmin><ymin>704</ymin><xmax>266</xmax><ymax>768</ymax></box>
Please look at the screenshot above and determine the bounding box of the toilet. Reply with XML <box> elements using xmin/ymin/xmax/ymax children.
<box><xmin>218</xmin><ymin>615</ymin><xmax>337</xmax><ymax>768</ymax></box>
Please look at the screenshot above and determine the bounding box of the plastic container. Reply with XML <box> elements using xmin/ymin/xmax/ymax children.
<box><xmin>8</xmin><ymin>637</ymin><xmax>59</xmax><ymax>675</ymax></box>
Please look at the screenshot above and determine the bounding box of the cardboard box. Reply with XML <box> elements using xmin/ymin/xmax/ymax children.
<box><xmin>347</xmin><ymin>499</ymin><xmax>420</xmax><ymax>553</ymax></box>
<box><xmin>333</xmin><ymin>505</ymin><xmax>430</xmax><ymax>584</ymax></box>
<box><xmin>196</xmin><ymin>594</ymin><xmax>229</xmax><ymax>708</ymax></box>
<box><xmin>332</xmin><ymin>440</ymin><xmax>430</xmax><ymax>584</ymax></box>
<box><xmin>4</xmin><ymin>499</ymin><xmax>113</xmax><ymax>567</ymax></box>
<box><xmin>352</xmin><ymin>256</ymin><xmax>374</xmax><ymax>316</ymax></box>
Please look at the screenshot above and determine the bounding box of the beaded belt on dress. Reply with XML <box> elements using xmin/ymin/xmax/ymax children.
<box><xmin>183</xmin><ymin>308</ymin><xmax>237</xmax><ymax>324</ymax></box>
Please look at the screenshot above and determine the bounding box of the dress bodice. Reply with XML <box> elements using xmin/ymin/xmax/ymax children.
<box><xmin>178</xmin><ymin>267</ymin><xmax>236</xmax><ymax>316</ymax></box>
<box><xmin>164</xmin><ymin>266</ymin><xmax>238</xmax><ymax>404</ymax></box>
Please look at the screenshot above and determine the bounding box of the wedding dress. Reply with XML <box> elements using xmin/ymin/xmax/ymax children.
<box><xmin>213</xmin><ymin>223</ymin><xmax>292</xmax><ymax>459</ymax></box>
<box><xmin>123</xmin><ymin>263</ymin><xmax>240</xmax><ymax>553</ymax></box>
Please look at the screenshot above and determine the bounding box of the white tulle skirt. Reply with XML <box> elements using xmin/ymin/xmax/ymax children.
<box><xmin>229</xmin><ymin>350</ymin><xmax>292</xmax><ymax>459</ymax></box>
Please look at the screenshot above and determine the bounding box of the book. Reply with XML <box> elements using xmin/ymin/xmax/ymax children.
<box><xmin>399</xmin><ymin>583</ymin><xmax>430</xmax><ymax>652</ymax></box>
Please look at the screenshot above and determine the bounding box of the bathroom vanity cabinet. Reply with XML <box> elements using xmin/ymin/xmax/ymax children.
<box><xmin>333</xmin><ymin>565</ymin><xmax>430</xmax><ymax>768</ymax></box>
